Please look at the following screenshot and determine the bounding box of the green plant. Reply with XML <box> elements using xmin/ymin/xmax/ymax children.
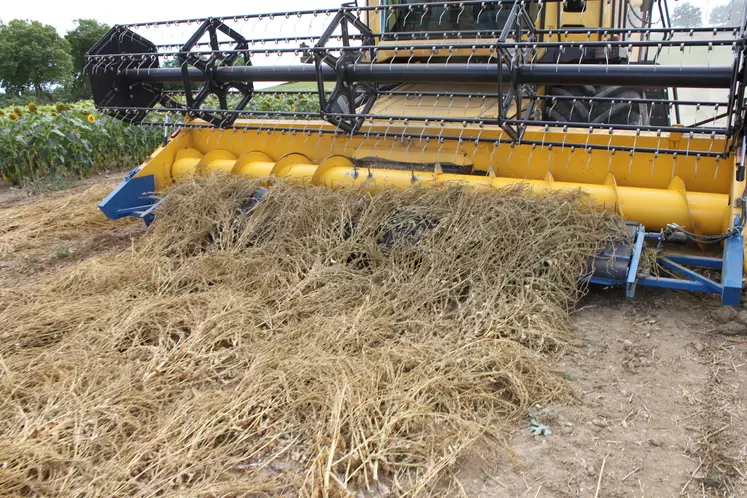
<box><xmin>53</xmin><ymin>245</ymin><xmax>70</xmax><ymax>260</ymax></box>
<box><xmin>0</xmin><ymin>93</ymin><xmax>320</xmax><ymax>186</ymax></box>
<box><xmin>0</xmin><ymin>100</ymin><xmax>160</xmax><ymax>185</ymax></box>
<box><xmin>528</xmin><ymin>406</ymin><xmax>557</xmax><ymax>437</ymax></box>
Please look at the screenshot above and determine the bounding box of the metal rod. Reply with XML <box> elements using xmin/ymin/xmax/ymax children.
<box><xmin>163</xmin><ymin>88</ymin><xmax>729</xmax><ymax>106</ymax></box>
<box><xmin>133</xmin><ymin>121</ymin><xmax>727</xmax><ymax>157</ymax></box>
<box><xmin>116</xmin><ymin>0</ymin><xmax>563</xmax><ymax>28</ymax></box>
<box><xmin>99</xmin><ymin>106</ymin><xmax>728</xmax><ymax>135</ymax></box>
<box><xmin>90</xmin><ymin>38</ymin><xmax>739</xmax><ymax>59</ymax></box>
<box><xmin>123</xmin><ymin>63</ymin><xmax>735</xmax><ymax>89</ymax></box>
<box><xmin>377</xmin><ymin>26</ymin><xmax>741</xmax><ymax>40</ymax></box>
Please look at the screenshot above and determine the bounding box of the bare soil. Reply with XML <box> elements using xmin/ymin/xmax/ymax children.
<box><xmin>460</xmin><ymin>289</ymin><xmax>747</xmax><ymax>497</ymax></box>
<box><xmin>0</xmin><ymin>178</ymin><xmax>745</xmax><ymax>497</ymax></box>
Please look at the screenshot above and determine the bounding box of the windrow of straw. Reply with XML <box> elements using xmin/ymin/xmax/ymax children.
<box><xmin>0</xmin><ymin>178</ymin><xmax>624</xmax><ymax>496</ymax></box>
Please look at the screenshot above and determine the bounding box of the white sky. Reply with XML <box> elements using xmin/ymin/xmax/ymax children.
<box><xmin>0</xmin><ymin>0</ymin><xmax>737</xmax><ymax>35</ymax></box>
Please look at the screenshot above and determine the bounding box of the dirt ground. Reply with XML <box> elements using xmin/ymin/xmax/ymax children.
<box><xmin>0</xmin><ymin>179</ymin><xmax>745</xmax><ymax>497</ymax></box>
<box><xmin>474</xmin><ymin>288</ymin><xmax>747</xmax><ymax>498</ymax></box>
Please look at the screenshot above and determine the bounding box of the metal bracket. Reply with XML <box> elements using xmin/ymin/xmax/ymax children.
<box><xmin>178</xmin><ymin>18</ymin><xmax>254</xmax><ymax>127</ymax></box>
<box><xmin>312</xmin><ymin>6</ymin><xmax>378</xmax><ymax>132</ymax></box>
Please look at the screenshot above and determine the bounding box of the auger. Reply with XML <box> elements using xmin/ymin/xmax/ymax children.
<box><xmin>87</xmin><ymin>0</ymin><xmax>747</xmax><ymax>304</ymax></box>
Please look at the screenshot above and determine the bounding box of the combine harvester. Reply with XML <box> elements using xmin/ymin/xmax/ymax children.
<box><xmin>87</xmin><ymin>0</ymin><xmax>747</xmax><ymax>304</ymax></box>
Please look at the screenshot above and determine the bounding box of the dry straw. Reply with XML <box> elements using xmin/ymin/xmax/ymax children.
<box><xmin>0</xmin><ymin>177</ymin><xmax>624</xmax><ymax>496</ymax></box>
<box><xmin>0</xmin><ymin>184</ymin><xmax>133</xmax><ymax>258</ymax></box>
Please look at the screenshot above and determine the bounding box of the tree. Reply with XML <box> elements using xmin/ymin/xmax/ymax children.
<box><xmin>671</xmin><ymin>3</ymin><xmax>704</xmax><ymax>27</ymax></box>
<box><xmin>709</xmin><ymin>0</ymin><xmax>745</xmax><ymax>26</ymax></box>
<box><xmin>65</xmin><ymin>19</ymin><xmax>110</xmax><ymax>100</ymax></box>
<box><xmin>0</xmin><ymin>20</ymin><xmax>72</xmax><ymax>98</ymax></box>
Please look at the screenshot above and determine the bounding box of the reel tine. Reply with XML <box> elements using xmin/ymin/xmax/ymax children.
<box><xmin>507</xmin><ymin>141</ymin><xmax>515</xmax><ymax>165</ymax></box>
<box><xmin>567</xmin><ymin>145</ymin><xmax>576</xmax><ymax>171</ymax></box>
<box><xmin>316</xmin><ymin>122</ymin><xmax>327</xmax><ymax>154</ymax></box>
<box><xmin>455</xmin><ymin>122</ymin><xmax>467</xmax><ymax>166</ymax></box>
<box><xmin>389</xmin><ymin>118</ymin><xmax>402</xmax><ymax>156</ymax></box>
<box><xmin>343</xmin><ymin>129</ymin><xmax>355</xmax><ymax>156</ymax></box>
<box><xmin>489</xmin><ymin>139</ymin><xmax>499</xmax><ymax>169</ymax></box>
<box><xmin>527</xmin><ymin>144</ymin><xmax>536</xmax><ymax>173</ymax></box>
<box><xmin>275</xmin><ymin>128</ymin><xmax>285</xmax><ymax>151</ymax></box>
<box><xmin>404</xmin><ymin>132</ymin><xmax>413</xmax><ymax>161</ymax></box>
<box><xmin>628</xmin><ymin>129</ymin><xmax>640</xmax><ymax>175</ymax></box>
<box><xmin>420</xmin><ymin>136</ymin><xmax>431</xmax><ymax>163</ymax></box>
<box><xmin>561</xmin><ymin>125</ymin><xmax>568</xmax><ymax>152</ymax></box>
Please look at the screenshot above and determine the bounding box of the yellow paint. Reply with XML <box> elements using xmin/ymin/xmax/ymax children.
<box><xmin>169</xmin><ymin>146</ymin><xmax>201</xmax><ymax>183</ymax></box>
<box><xmin>542</xmin><ymin>0</ymin><xmax>614</xmax><ymax>41</ymax></box>
<box><xmin>131</xmin><ymin>121</ymin><xmax>736</xmax><ymax>236</ymax></box>
<box><xmin>367</xmin><ymin>0</ymin><xmax>615</xmax><ymax>63</ymax></box>
<box><xmin>196</xmin><ymin>150</ymin><xmax>237</xmax><ymax>176</ymax></box>
<box><xmin>135</xmin><ymin>131</ymin><xmax>189</xmax><ymax>189</ymax></box>
<box><xmin>158</xmin><ymin>120</ymin><xmax>730</xmax><ymax>194</ymax></box>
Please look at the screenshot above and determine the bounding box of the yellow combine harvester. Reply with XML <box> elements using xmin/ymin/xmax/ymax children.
<box><xmin>87</xmin><ymin>0</ymin><xmax>747</xmax><ymax>304</ymax></box>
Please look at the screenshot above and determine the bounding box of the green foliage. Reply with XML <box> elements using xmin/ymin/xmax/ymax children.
<box><xmin>527</xmin><ymin>406</ymin><xmax>557</xmax><ymax>437</ymax></box>
<box><xmin>174</xmin><ymin>91</ymin><xmax>320</xmax><ymax>116</ymax></box>
<box><xmin>0</xmin><ymin>20</ymin><xmax>73</xmax><ymax>98</ymax></box>
<box><xmin>247</xmin><ymin>92</ymin><xmax>319</xmax><ymax>115</ymax></box>
<box><xmin>65</xmin><ymin>19</ymin><xmax>110</xmax><ymax>100</ymax></box>
<box><xmin>0</xmin><ymin>101</ymin><xmax>160</xmax><ymax>185</ymax></box>
<box><xmin>53</xmin><ymin>245</ymin><xmax>70</xmax><ymax>260</ymax></box>
<box><xmin>671</xmin><ymin>3</ymin><xmax>704</xmax><ymax>27</ymax></box>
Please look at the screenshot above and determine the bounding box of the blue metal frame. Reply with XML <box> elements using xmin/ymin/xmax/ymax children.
<box><xmin>625</xmin><ymin>225</ymin><xmax>646</xmax><ymax>298</ymax></box>
<box><xmin>98</xmin><ymin>170</ymin><xmax>160</xmax><ymax>225</ymax></box>
<box><xmin>587</xmin><ymin>221</ymin><xmax>743</xmax><ymax>305</ymax></box>
<box><xmin>630</xmin><ymin>224</ymin><xmax>743</xmax><ymax>306</ymax></box>
<box><xmin>587</xmin><ymin>224</ymin><xmax>645</xmax><ymax>297</ymax></box>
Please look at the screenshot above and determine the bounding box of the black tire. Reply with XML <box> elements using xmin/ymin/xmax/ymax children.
<box><xmin>543</xmin><ymin>85</ymin><xmax>650</xmax><ymax>126</ymax></box>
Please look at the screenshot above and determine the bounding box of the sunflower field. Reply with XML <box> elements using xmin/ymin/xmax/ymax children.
<box><xmin>0</xmin><ymin>92</ymin><xmax>320</xmax><ymax>187</ymax></box>
<box><xmin>0</xmin><ymin>101</ymin><xmax>161</xmax><ymax>186</ymax></box>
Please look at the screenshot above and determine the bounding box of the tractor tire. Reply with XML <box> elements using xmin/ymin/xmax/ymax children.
<box><xmin>543</xmin><ymin>85</ymin><xmax>650</xmax><ymax>126</ymax></box>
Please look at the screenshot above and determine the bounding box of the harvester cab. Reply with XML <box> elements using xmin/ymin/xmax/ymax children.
<box><xmin>87</xmin><ymin>0</ymin><xmax>747</xmax><ymax>305</ymax></box>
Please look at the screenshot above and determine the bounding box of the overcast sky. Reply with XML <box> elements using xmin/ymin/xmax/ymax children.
<box><xmin>0</xmin><ymin>0</ymin><xmax>737</xmax><ymax>35</ymax></box>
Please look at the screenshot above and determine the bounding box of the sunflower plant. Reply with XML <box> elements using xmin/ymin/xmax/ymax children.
<box><xmin>0</xmin><ymin>101</ymin><xmax>161</xmax><ymax>185</ymax></box>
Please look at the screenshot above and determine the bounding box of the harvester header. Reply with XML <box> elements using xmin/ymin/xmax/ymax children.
<box><xmin>87</xmin><ymin>0</ymin><xmax>747</xmax><ymax>305</ymax></box>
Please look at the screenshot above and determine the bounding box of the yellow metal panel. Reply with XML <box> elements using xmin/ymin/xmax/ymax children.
<box><xmin>185</xmin><ymin>120</ymin><xmax>731</xmax><ymax>194</ymax></box>
<box><xmin>196</xmin><ymin>150</ymin><xmax>237</xmax><ymax>176</ymax></box>
<box><xmin>162</xmin><ymin>130</ymin><xmax>731</xmax><ymax>236</ymax></box>
<box><xmin>170</xmin><ymin>147</ymin><xmax>202</xmax><ymax>182</ymax></box>
<box><xmin>543</xmin><ymin>0</ymin><xmax>613</xmax><ymax>37</ymax></box>
<box><xmin>133</xmin><ymin>131</ymin><xmax>189</xmax><ymax>190</ymax></box>
<box><xmin>370</xmin><ymin>83</ymin><xmax>502</xmax><ymax>119</ymax></box>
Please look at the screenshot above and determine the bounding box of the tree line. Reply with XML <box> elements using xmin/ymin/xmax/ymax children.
<box><xmin>0</xmin><ymin>19</ymin><xmax>109</xmax><ymax>106</ymax></box>
<box><xmin>671</xmin><ymin>0</ymin><xmax>743</xmax><ymax>28</ymax></box>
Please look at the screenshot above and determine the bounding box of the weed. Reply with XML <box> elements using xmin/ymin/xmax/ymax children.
<box><xmin>52</xmin><ymin>245</ymin><xmax>70</xmax><ymax>260</ymax></box>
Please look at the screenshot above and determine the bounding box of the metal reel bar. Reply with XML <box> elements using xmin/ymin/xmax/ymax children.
<box><xmin>85</xmin><ymin>0</ymin><xmax>747</xmax><ymax>153</ymax></box>
<box><xmin>177</xmin><ymin>18</ymin><xmax>253</xmax><ymax>127</ymax></box>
